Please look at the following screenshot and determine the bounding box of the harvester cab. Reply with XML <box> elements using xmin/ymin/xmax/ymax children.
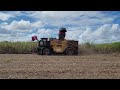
<box><xmin>39</xmin><ymin>38</ymin><xmax>50</xmax><ymax>47</ymax></box>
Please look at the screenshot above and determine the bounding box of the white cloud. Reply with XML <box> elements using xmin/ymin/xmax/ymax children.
<box><xmin>1</xmin><ymin>20</ymin><xmax>31</xmax><ymax>31</ymax></box>
<box><xmin>37</xmin><ymin>28</ymin><xmax>58</xmax><ymax>38</ymax></box>
<box><xmin>32</xmin><ymin>21</ymin><xmax>45</xmax><ymax>28</ymax></box>
<box><xmin>66</xmin><ymin>24</ymin><xmax>120</xmax><ymax>44</ymax></box>
<box><xmin>1</xmin><ymin>24</ymin><xmax>120</xmax><ymax>43</ymax></box>
<box><xmin>0</xmin><ymin>12</ymin><xmax>15</xmax><ymax>21</ymax></box>
<box><xmin>1</xmin><ymin>20</ymin><xmax>44</xmax><ymax>32</ymax></box>
<box><xmin>27</xmin><ymin>11</ymin><xmax>115</xmax><ymax>26</ymax></box>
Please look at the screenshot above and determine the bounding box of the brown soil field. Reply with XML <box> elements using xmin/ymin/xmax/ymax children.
<box><xmin>0</xmin><ymin>54</ymin><xmax>120</xmax><ymax>79</ymax></box>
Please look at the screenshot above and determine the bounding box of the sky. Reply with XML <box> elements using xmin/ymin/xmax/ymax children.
<box><xmin>0</xmin><ymin>11</ymin><xmax>120</xmax><ymax>44</ymax></box>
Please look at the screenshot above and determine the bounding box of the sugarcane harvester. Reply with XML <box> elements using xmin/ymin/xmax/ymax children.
<box><xmin>32</xmin><ymin>28</ymin><xmax>78</xmax><ymax>55</ymax></box>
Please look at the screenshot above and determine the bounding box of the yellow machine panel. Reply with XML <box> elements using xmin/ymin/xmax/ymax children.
<box><xmin>50</xmin><ymin>39</ymin><xmax>68</xmax><ymax>53</ymax></box>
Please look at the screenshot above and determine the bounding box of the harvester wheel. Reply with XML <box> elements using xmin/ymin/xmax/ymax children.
<box><xmin>42</xmin><ymin>48</ymin><xmax>51</xmax><ymax>55</ymax></box>
<box><xmin>37</xmin><ymin>49</ymin><xmax>42</xmax><ymax>55</ymax></box>
<box><xmin>65</xmin><ymin>47</ymin><xmax>75</xmax><ymax>55</ymax></box>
